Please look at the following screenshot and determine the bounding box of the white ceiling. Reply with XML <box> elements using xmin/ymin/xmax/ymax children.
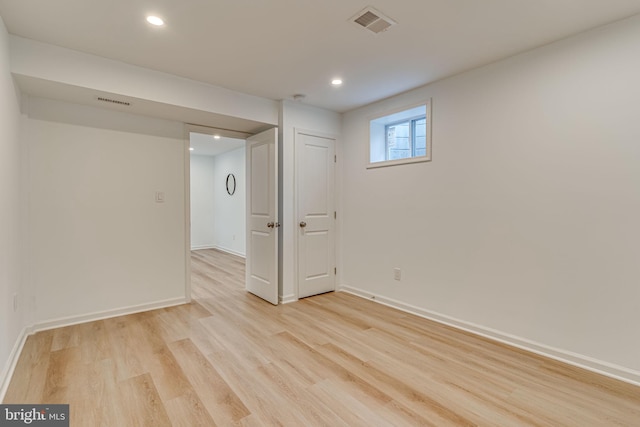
<box><xmin>190</xmin><ymin>132</ymin><xmax>245</xmax><ymax>157</ymax></box>
<box><xmin>1</xmin><ymin>1</ymin><xmax>640</xmax><ymax>113</ymax></box>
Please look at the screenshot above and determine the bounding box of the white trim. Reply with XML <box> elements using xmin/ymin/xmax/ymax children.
<box><xmin>295</xmin><ymin>128</ymin><xmax>339</xmax><ymax>141</ymax></box>
<box><xmin>32</xmin><ymin>297</ymin><xmax>188</xmax><ymax>333</ymax></box>
<box><xmin>0</xmin><ymin>326</ymin><xmax>31</xmax><ymax>402</ymax></box>
<box><xmin>185</xmin><ymin>123</ymin><xmax>252</xmax><ymax>141</ymax></box>
<box><xmin>338</xmin><ymin>284</ymin><xmax>640</xmax><ymax>387</ymax></box>
<box><xmin>279</xmin><ymin>294</ymin><xmax>298</xmax><ymax>304</ymax></box>
<box><xmin>191</xmin><ymin>244</ymin><xmax>217</xmax><ymax>251</ymax></box>
<box><xmin>213</xmin><ymin>245</ymin><xmax>246</xmax><ymax>258</ymax></box>
<box><xmin>293</xmin><ymin>128</ymin><xmax>300</xmax><ymax>300</ymax></box>
<box><xmin>191</xmin><ymin>245</ymin><xmax>246</xmax><ymax>258</ymax></box>
<box><xmin>366</xmin><ymin>155</ymin><xmax>431</xmax><ymax>169</ymax></box>
<box><xmin>184</xmin><ymin>126</ymin><xmax>192</xmax><ymax>303</ymax></box>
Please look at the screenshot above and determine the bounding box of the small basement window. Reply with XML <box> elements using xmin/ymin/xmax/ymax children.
<box><xmin>368</xmin><ymin>101</ymin><xmax>431</xmax><ymax>168</ymax></box>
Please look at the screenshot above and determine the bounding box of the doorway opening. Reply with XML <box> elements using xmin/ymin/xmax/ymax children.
<box><xmin>189</xmin><ymin>131</ymin><xmax>247</xmax><ymax>295</ymax></box>
<box><xmin>185</xmin><ymin>125</ymin><xmax>279</xmax><ymax>306</ymax></box>
<box><xmin>189</xmin><ymin>131</ymin><xmax>246</xmax><ymax>256</ymax></box>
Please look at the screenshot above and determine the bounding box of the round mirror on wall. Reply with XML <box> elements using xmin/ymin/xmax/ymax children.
<box><xmin>226</xmin><ymin>173</ymin><xmax>236</xmax><ymax>195</ymax></box>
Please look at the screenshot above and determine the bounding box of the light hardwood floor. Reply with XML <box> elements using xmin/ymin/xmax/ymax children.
<box><xmin>4</xmin><ymin>249</ymin><xmax>640</xmax><ymax>426</ymax></box>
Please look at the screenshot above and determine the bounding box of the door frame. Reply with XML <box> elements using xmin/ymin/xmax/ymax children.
<box><xmin>293</xmin><ymin>128</ymin><xmax>338</xmax><ymax>300</ymax></box>
<box><xmin>183</xmin><ymin>124</ymin><xmax>253</xmax><ymax>302</ymax></box>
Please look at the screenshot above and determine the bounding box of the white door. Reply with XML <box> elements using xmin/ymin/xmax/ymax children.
<box><xmin>246</xmin><ymin>128</ymin><xmax>279</xmax><ymax>305</ymax></box>
<box><xmin>297</xmin><ymin>131</ymin><xmax>336</xmax><ymax>299</ymax></box>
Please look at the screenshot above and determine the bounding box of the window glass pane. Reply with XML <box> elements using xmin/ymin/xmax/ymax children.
<box><xmin>369</xmin><ymin>102</ymin><xmax>430</xmax><ymax>167</ymax></box>
<box><xmin>387</xmin><ymin>122</ymin><xmax>411</xmax><ymax>160</ymax></box>
<box><xmin>413</xmin><ymin>118</ymin><xmax>427</xmax><ymax>157</ymax></box>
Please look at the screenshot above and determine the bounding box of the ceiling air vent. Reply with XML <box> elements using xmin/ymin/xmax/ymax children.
<box><xmin>350</xmin><ymin>7</ymin><xmax>396</xmax><ymax>34</ymax></box>
<box><xmin>96</xmin><ymin>96</ymin><xmax>131</xmax><ymax>106</ymax></box>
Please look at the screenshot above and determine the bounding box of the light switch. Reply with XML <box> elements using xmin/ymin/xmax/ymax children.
<box><xmin>155</xmin><ymin>191</ymin><xmax>165</xmax><ymax>203</ymax></box>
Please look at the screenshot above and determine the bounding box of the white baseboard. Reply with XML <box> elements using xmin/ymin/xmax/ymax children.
<box><xmin>279</xmin><ymin>294</ymin><xmax>297</xmax><ymax>304</ymax></box>
<box><xmin>0</xmin><ymin>326</ymin><xmax>30</xmax><ymax>402</ymax></box>
<box><xmin>213</xmin><ymin>245</ymin><xmax>246</xmax><ymax>258</ymax></box>
<box><xmin>32</xmin><ymin>297</ymin><xmax>188</xmax><ymax>333</ymax></box>
<box><xmin>191</xmin><ymin>245</ymin><xmax>216</xmax><ymax>251</ymax></box>
<box><xmin>338</xmin><ymin>285</ymin><xmax>640</xmax><ymax>387</ymax></box>
<box><xmin>191</xmin><ymin>245</ymin><xmax>246</xmax><ymax>258</ymax></box>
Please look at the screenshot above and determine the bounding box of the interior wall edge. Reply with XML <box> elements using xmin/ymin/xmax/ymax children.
<box><xmin>0</xmin><ymin>326</ymin><xmax>30</xmax><ymax>403</ymax></box>
<box><xmin>30</xmin><ymin>297</ymin><xmax>188</xmax><ymax>335</ymax></box>
<box><xmin>337</xmin><ymin>285</ymin><xmax>640</xmax><ymax>387</ymax></box>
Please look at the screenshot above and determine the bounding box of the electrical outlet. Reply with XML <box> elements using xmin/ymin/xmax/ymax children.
<box><xmin>12</xmin><ymin>293</ymin><xmax>18</xmax><ymax>311</ymax></box>
<box><xmin>393</xmin><ymin>268</ymin><xmax>401</xmax><ymax>281</ymax></box>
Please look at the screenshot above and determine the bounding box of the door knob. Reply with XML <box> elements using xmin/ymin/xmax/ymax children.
<box><xmin>267</xmin><ymin>222</ymin><xmax>275</xmax><ymax>228</ymax></box>
<box><xmin>299</xmin><ymin>221</ymin><xmax>307</xmax><ymax>228</ymax></box>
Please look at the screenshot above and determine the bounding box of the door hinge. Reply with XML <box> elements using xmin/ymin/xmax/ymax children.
<box><xmin>334</xmin><ymin>267</ymin><xmax>337</xmax><ymax>275</ymax></box>
<box><xmin>334</xmin><ymin>211</ymin><xmax>336</xmax><ymax>219</ymax></box>
<box><xmin>334</xmin><ymin>155</ymin><xmax>337</xmax><ymax>163</ymax></box>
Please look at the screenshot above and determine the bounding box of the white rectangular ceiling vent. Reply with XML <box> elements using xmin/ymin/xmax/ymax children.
<box><xmin>350</xmin><ymin>7</ymin><xmax>396</xmax><ymax>34</ymax></box>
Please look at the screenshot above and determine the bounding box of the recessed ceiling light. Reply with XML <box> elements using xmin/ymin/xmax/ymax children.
<box><xmin>146</xmin><ymin>16</ymin><xmax>164</xmax><ymax>26</ymax></box>
<box><xmin>189</xmin><ymin>147</ymin><xmax>194</xmax><ymax>151</ymax></box>
<box><xmin>213</xmin><ymin>135</ymin><xmax>221</xmax><ymax>139</ymax></box>
<box><xmin>331</xmin><ymin>78</ymin><xmax>343</xmax><ymax>86</ymax></box>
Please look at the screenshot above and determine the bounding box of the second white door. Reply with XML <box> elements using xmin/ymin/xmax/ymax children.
<box><xmin>296</xmin><ymin>130</ymin><xmax>336</xmax><ymax>299</ymax></box>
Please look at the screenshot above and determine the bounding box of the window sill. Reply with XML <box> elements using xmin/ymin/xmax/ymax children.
<box><xmin>366</xmin><ymin>156</ymin><xmax>431</xmax><ymax>169</ymax></box>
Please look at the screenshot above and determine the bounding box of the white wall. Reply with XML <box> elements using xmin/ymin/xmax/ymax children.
<box><xmin>190</xmin><ymin>155</ymin><xmax>216</xmax><ymax>249</ymax></box>
<box><xmin>341</xmin><ymin>15</ymin><xmax>640</xmax><ymax>383</ymax></box>
<box><xmin>190</xmin><ymin>149</ymin><xmax>246</xmax><ymax>256</ymax></box>
<box><xmin>279</xmin><ymin>101</ymin><xmax>342</xmax><ymax>302</ymax></box>
<box><xmin>26</xmin><ymin>98</ymin><xmax>187</xmax><ymax>324</ymax></box>
<box><xmin>0</xmin><ymin>15</ymin><xmax>25</xmax><ymax>396</ymax></box>
<box><xmin>212</xmin><ymin>148</ymin><xmax>246</xmax><ymax>256</ymax></box>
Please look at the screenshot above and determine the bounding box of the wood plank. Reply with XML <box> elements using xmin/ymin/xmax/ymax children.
<box><xmin>4</xmin><ymin>248</ymin><xmax>639</xmax><ymax>426</ymax></box>
<box><xmin>169</xmin><ymin>338</ymin><xmax>250</xmax><ymax>425</ymax></box>
<box><xmin>2</xmin><ymin>330</ymin><xmax>53</xmax><ymax>403</ymax></box>
<box><xmin>163</xmin><ymin>390</ymin><xmax>217</xmax><ymax>427</ymax></box>
<box><xmin>116</xmin><ymin>373</ymin><xmax>172</xmax><ymax>426</ymax></box>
